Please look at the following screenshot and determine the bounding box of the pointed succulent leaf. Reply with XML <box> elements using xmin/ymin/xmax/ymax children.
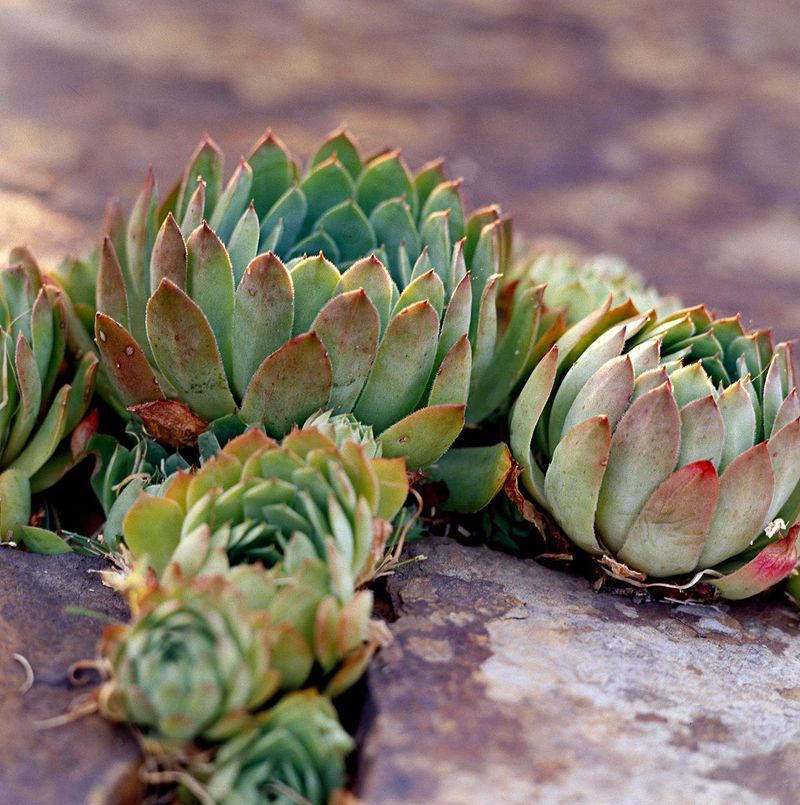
<box><xmin>186</xmin><ymin>223</ymin><xmax>235</xmax><ymax>377</ymax></box>
<box><xmin>240</xmin><ymin>333</ymin><xmax>332</xmax><ymax>436</ymax></box>
<box><xmin>178</xmin><ymin>135</ymin><xmax>223</xmax><ymax>218</ymax></box>
<box><xmin>123</xmin><ymin>494</ymin><xmax>185</xmax><ymax>576</ymax></box>
<box><xmin>428</xmin><ymin>335</ymin><xmax>471</xmax><ymax>406</ymax></box>
<box><xmin>180</xmin><ymin>178</ymin><xmax>206</xmax><ymax>236</ymax></box>
<box><xmin>437</xmin><ymin>272</ymin><xmax>472</xmax><ymax>363</ymax></box>
<box><xmin>419</xmin><ymin>211</ymin><xmax>451</xmax><ymax>289</ymax></box>
<box><xmin>260</xmin><ymin>185</ymin><xmax>308</xmax><ymax>255</ymax></box>
<box><xmin>393</xmin><ymin>269</ymin><xmax>445</xmax><ymax>319</ymax></box>
<box><xmin>544</xmin><ymin>415</ymin><xmax>610</xmax><ymax>555</ymax></box>
<box><xmin>371</xmin><ymin>457</ymin><xmax>409</xmax><ymax>520</ymax></box>
<box><xmin>9</xmin><ymin>386</ymin><xmax>69</xmax><ymax>477</ymax></box>
<box><xmin>102</xmin><ymin>197</ymin><xmax>128</xmax><ymax>268</ymax></box>
<box><xmin>316</xmin><ymin>200</ymin><xmax>376</xmax><ymax>263</ymax></box>
<box><xmin>150</xmin><ymin>213</ymin><xmax>187</xmax><ymax>294</ymax></box>
<box><xmin>509</xmin><ymin>345</ymin><xmax>559</xmax><ymax>503</ymax></box>
<box><xmin>2</xmin><ymin>335</ymin><xmax>42</xmax><ymax>465</ymax></box>
<box><xmin>125</xmin><ymin>167</ymin><xmax>158</xmax><ymax>302</ymax></box>
<box><xmin>561</xmin><ymin>354</ymin><xmax>634</xmax><ymax>438</ymax></box>
<box><xmin>0</xmin><ymin>469</ymin><xmax>30</xmax><ymax>539</ymax></box>
<box><xmin>414</xmin><ymin>158</ymin><xmax>448</xmax><ymax>209</ymax></box>
<box><xmin>247</xmin><ymin>130</ymin><xmax>294</xmax><ymax>216</ymax></box>
<box><xmin>290</xmin><ymin>254</ymin><xmax>341</xmax><ymax>335</ymax></box>
<box><xmin>311</xmin><ymin>290</ymin><xmax>380</xmax><ymax>413</ymax></box>
<box><xmin>227</xmin><ymin>204</ymin><xmax>260</xmax><ymax>285</ymax></box>
<box><xmin>356</xmin><ymin>151</ymin><xmax>415</xmax><ymax>217</ymax></box>
<box><xmin>716</xmin><ymin>379</ymin><xmax>757</xmax><ymax>472</ymax></box>
<box><xmin>338</xmin><ymin>256</ymin><xmax>394</xmax><ymax>335</ymax></box>
<box><xmin>765</xmin><ymin>418</ymin><xmax>800</xmax><ymax>523</ymax></box>
<box><xmin>426</xmin><ymin>443</ymin><xmax>512</xmax><ymax>513</ymax></box>
<box><xmin>468</xmin><ymin>283</ymin><xmax>542</xmax><ymax>423</ymax></box>
<box><xmin>378</xmin><ymin>404</ymin><xmax>465</xmax><ymax>469</ymax></box>
<box><xmin>669</xmin><ymin>362</ymin><xmax>717</xmax><ymax>407</ymax></box>
<box><xmin>29</xmin><ymin>290</ymin><xmax>53</xmax><ymax>388</ymax></box>
<box><xmin>469</xmin><ymin>221</ymin><xmax>500</xmax><ymax>318</ymax></box>
<box><xmin>146</xmin><ymin>279</ymin><xmax>235</xmax><ymax>421</ymax></box>
<box><xmin>617</xmin><ymin>460</ymin><xmax>719</xmax><ymax>576</ymax></box>
<box><xmin>97</xmin><ymin>237</ymin><xmax>130</xmax><ymax>329</ymax></box>
<box><xmin>311</xmin><ymin>127</ymin><xmax>362</xmax><ymax>179</ymax></box>
<box><xmin>421</xmin><ymin>179</ymin><xmax>465</xmax><ymax>242</ymax></box>
<box><xmin>772</xmin><ymin>389</ymin><xmax>800</xmax><ymax>437</ymax></box>
<box><xmin>354</xmin><ymin>300</ymin><xmax>439</xmax><ymax>432</ymax></box>
<box><xmin>95</xmin><ymin>313</ymin><xmax>164</xmax><ymax>406</ymax></box>
<box><xmin>678</xmin><ymin>395</ymin><xmax>724</xmax><ymax>468</ymax></box>
<box><xmin>209</xmin><ymin>159</ymin><xmax>254</xmax><ymax>243</ymax></box>
<box><xmin>595</xmin><ymin>383</ymin><xmax>681</xmax><ymax>553</ymax></box>
<box><xmin>370</xmin><ymin>198</ymin><xmax>420</xmax><ymax>284</ymax></box>
<box><xmin>698</xmin><ymin>442</ymin><xmax>773</xmax><ymax>568</ymax></box>
<box><xmin>469</xmin><ymin>275</ymin><xmax>500</xmax><ymax>380</ymax></box>
<box><xmin>299</xmin><ymin>157</ymin><xmax>354</xmax><ymax>231</ymax></box>
<box><xmin>711</xmin><ymin>525</ymin><xmax>799</xmax><ymax>599</ymax></box>
<box><xmin>762</xmin><ymin>355</ymin><xmax>784</xmax><ymax>439</ymax></box>
<box><xmin>232</xmin><ymin>253</ymin><xmax>294</xmax><ymax>399</ymax></box>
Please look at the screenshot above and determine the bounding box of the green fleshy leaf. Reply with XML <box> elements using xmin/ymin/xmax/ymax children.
<box><xmin>231</xmin><ymin>253</ymin><xmax>294</xmax><ymax>400</ymax></box>
<box><xmin>146</xmin><ymin>280</ymin><xmax>236</xmax><ymax>421</ymax></box>
<box><xmin>425</xmin><ymin>443</ymin><xmax>512</xmax><ymax>512</ymax></box>
<box><xmin>311</xmin><ymin>290</ymin><xmax>379</xmax><ymax>412</ymax></box>
<box><xmin>354</xmin><ymin>300</ymin><xmax>439</xmax><ymax>432</ymax></box>
<box><xmin>239</xmin><ymin>333</ymin><xmax>332</xmax><ymax>436</ymax></box>
<box><xmin>378</xmin><ymin>404</ymin><xmax>465</xmax><ymax>470</ymax></box>
<box><xmin>19</xmin><ymin>526</ymin><xmax>71</xmax><ymax>555</ymax></box>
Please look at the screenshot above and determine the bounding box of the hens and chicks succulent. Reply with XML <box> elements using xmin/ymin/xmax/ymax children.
<box><xmin>4</xmin><ymin>127</ymin><xmax>800</xmax><ymax>803</ymax></box>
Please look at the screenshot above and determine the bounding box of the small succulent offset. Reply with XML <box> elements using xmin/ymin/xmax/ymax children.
<box><xmin>0</xmin><ymin>248</ymin><xmax>98</xmax><ymax>544</ymax></box>
<box><xmin>198</xmin><ymin>690</ymin><xmax>353</xmax><ymax>805</ymax></box>
<box><xmin>98</xmin><ymin>573</ymin><xmax>282</xmax><ymax>745</ymax></box>
<box><xmin>510</xmin><ymin>301</ymin><xmax>800</xmax><ymax>599</ymax></box>
<box><xmin>121</xmin><ymin>426</ymin><xmax>407</xmax><ymax>576</ymax></box>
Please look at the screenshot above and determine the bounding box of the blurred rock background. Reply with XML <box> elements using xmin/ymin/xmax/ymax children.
<box><xmin>3</xmin><ymin>0</ymin><xmax>800</xmax><ymax>336</ymax></box>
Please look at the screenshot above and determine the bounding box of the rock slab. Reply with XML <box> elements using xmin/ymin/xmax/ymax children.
<box><xmin>0</xmin><ymin>549</ymin><xmax>141</xmax><ymax>805</ymax></box>
<box><xmin>358</xmin><ymin>537</ymin><xmax>800</xmax><ymax>805</ymax></box>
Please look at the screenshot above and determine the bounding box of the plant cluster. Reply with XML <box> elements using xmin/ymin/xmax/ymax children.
<box><xmin>5</xmin><ymin>128</ymin><xmax>800</xmax><ymax>803</ymax></box>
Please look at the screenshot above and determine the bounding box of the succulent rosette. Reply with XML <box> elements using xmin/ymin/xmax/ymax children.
<box><xmin>503</xmin><ymin>249</ymin><xmax>679</xmax><ymax>329</ymax></box>
<box><xmin>0</xmin><ymin>248</ymin><xmax>98</xmax><ymax>543</ymax></box>
<box><xmin>122</xmin><ymin>426</ymin><xmax>408</xmax><ymax>576</ymax></box>
<box><xmin>509</xmin><ymin>300</ymin><xmax>800</xmax><ymax>599</ymax></box>
<box><xmin>200</xmin><ymin>690</ymin><xmax>353</xmax><ymax>805</ymax></box>
<box><xmin>118</xmin><ymin>426</ymin><xmax>402</xmax><ymax>696</ymax></box>
<box><xmin>98</xmin><ymin>573</ymin><xmax>281</xmax><ymax>745</ymax></box>
<box><xmin>51</xmin><ymin>128</ymin><xmax>545</xmax><ymax>468</ymax></box>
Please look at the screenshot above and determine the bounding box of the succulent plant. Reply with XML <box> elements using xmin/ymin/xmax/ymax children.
<box><xmin>50</xmin><ymin>128</ymin><xmax>546</xmax><ymax>467</ymax></box>
<box><xmin>509</xmin><ymin>301</ymin><xmax>800</xmax><ymax>599</ymax></box>
<box><xmin>122</xmin><ymin>426</ymin><xmax>408</xmax><ymax>577</ymax></box>
<box><xmin>502</xmin><ymin>248</ymin><xmax>678</xmax><ymax>330</ymax></box>
<box><xmin>118</xmin><ymin>426</ymin><xmax>402</xmax><ymax>695</ymax></box>
<box><xmin>303</xmin><ymin>409</ymin><xmax>381</xmax><ymax>458</ymax></box>
<box><xmin>200</xmin><ymin>690</ymin><xmax>352</xmax><ymax>805</ymax></box>
<box><xmin>0</xmin><ymin>248</ymin><xmax>98</xmax><ymax>542</ymax></box>
<box><xmin>98</xmin><ymin>573</ymin><xmax>282</xmax><ymax>745</ymax></box>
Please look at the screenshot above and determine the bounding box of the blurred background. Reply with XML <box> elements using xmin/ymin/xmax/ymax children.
<box><xmin>2</xmin><ymin>0</ymin><xmax>800</xmax><ymax>337</ymax></box>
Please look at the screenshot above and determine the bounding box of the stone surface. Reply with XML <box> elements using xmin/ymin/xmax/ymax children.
<box><xmin>358</xmin><ymin>537</ymin><xmax>800</xmax><ymax>805</ymax></box>
<box><xmin>0</xmin><ymin>549</ymin><xmax>142</xmax><ymax>805</ymax></box>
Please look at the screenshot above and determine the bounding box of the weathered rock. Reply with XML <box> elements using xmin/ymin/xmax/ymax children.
<box><xmin>357</xmin><ymin>537</ymin><xmax>800</xmax><ymax>805</ymax></box>
<box><xmin>0</xmin><ymin>548</ymin><xmax>142</xmax><ymax>805</ymax></box>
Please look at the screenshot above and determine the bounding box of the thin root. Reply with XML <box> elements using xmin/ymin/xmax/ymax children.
<box><xmin>12</xmin><ymin>653</ymin><xmax>34</xmax><ymax>695</ymax></box>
